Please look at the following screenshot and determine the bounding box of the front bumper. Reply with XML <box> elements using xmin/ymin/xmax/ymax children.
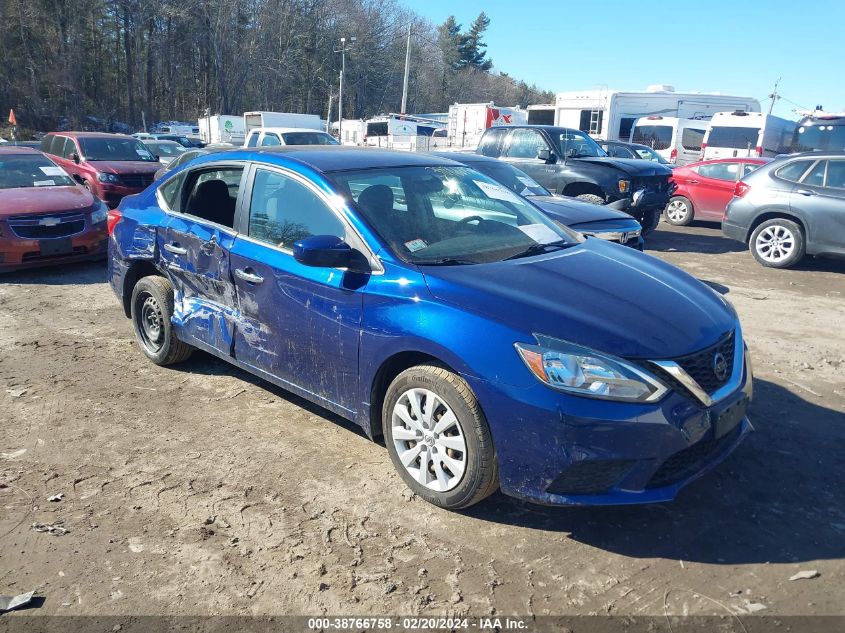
<box><xmin>95</xmin><ymin>183</ymin><xmax>147</xmax><ymax>209</ymax></box>
<box><xmin>467</xmin><ymin>339</ymin><xmax>753</xmax><ymax>506</ymax></box>
<box><xmin>572</xmin><ymin>218</ymin><xmax>644</xmax><ymax>250</ymax></box>
<box><xmin>0</xmin><ymin>222</ymin><xmax>109</xmax><ymax>272</ymax></box>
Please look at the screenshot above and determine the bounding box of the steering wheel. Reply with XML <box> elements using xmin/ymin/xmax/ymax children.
<box><xmin>458</xmin><ymin>215</ymin><xmax>484</xmax><ymax>225</ymax></box>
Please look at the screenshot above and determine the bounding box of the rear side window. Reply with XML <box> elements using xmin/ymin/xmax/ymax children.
<box><xmin>681</xmin><ymin>128</ymin><xmax>706</xmax><ymax>151</ymax></box>
<box><xmin>695</xmin><ymin>162</ymin><xmax>739</xmax><ymax>181</ymax></box>
<box><xmin>505</xmin><ymin>129</ymin><xmax>548</xmax><ymax>159</ymax></box>
<box><xmin>182</xmin><ymin>167</ymin><xmax>243</xmax><ymax>228</ymax></box>
<box><xmin>775</xmin><ymin>160</ymin><xmax>814</xmax><ymax>183</ymax></box>
<box><xmin>741</xmin><ymin>162</ymin><xmax>762</xmax><ymax>178</ymax></box>
<box><xmin>477</xmin><ymin>128</ymin><xmax>507</xmax><ymax>157</ymax></box>
<box><xmin>605</xmin><ymin>144</ymin><xmax>635</xmax><ymax>159</ymax></box>
<box><xmin>248</xmin><ymin>169</ymin><xmax>344</xmax><ymax>249</ymax></box>
<box><xmin>801</xmin><ymin>161</ymin><xmax>826</xmax><ymax>187</ymax></box>
<box><xmin>158</xmin><ymin>172</ymin><xmax>186</xmax><ymax>212</ymax></box>
<box><xmin>826</xmin><ymin>160</ymin><xmax>845</xmax><ymax>189</ymax></box>
<box><xmin>245</xmin><ymin>132</ymin><xmax>259</xmax><ymax>148</ymax></box>
<box><xmin>40</xmin><ymin>136</ymin><xmax>54</xmax><ymax>153</ymax></box>
<box><xmin>707</xmin><ymin>126</ymin><xmax>760</xmax><ymax>149</ymax></box>
<box><xmin>632</xmin><ymin>125</ymin><xmax>672</xmax><ymax>150</ymax></box>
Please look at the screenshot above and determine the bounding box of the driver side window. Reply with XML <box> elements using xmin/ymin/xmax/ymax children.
<box><xmin>505</xmin><ymin>129</ymin><xmax>549</xmax><ymax>159</ymax></box>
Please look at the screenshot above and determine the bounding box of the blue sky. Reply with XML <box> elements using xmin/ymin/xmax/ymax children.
<box><xmin>410</xmin><ymin>0</ymin><xmax>842</xmax><ymax>118</ymax></box>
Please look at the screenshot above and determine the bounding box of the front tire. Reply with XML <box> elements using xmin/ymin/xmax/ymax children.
<box><xmin>749</xmin><ymin>218</ymin><xmax>805</xmax><ymax>269</ymax></box>
<box><xmin>130</xmin><ymin>276</ymin><xmax>193</xmax><ymax>365</ymax></box>
<box><xmin>383</xmin><ymin>365</ymin><xmax>498</xmax><ymax>510</ymax></box>
<box><xmin>664</xmin><ymin>196</ymin><xmax>694</xmax><ymax>226</ymax></box>
<box><xmin>575</xmin><ymin>193</ymin><xmax>605</xmax><ymax>205</ymax></box>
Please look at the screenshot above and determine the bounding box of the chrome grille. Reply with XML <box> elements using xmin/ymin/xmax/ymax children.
<box><xmin>7</xmin><ymin>212</ymin><xmax>86</xmax><ymax>239</ymax></box>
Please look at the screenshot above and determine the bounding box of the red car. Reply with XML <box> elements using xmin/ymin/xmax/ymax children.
<box><xmin>0</xmin><ymin>147</ymin><xmax>109</xmax><ymax>271</ymax></box>
<box><xmin>40</xmin><ymin>132</ymin><xmax>160</xmax><ymax>208</ymax></box>
<box><xmin>664</xmin><ymin>158</ymin><xmax>771</xmax><ymax>225</ymax></box>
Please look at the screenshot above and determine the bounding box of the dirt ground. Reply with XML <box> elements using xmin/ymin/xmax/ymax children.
<box><xmin>1</xmin><ymin>221</ymin><xmax>843</xmax><ymax>622</ymax></box>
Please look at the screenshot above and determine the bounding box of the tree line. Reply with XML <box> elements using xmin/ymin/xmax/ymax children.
<box><xmin>0</xmin><ymin>0</ymin><xmax>553</xmax><ymax>135</ymax></box>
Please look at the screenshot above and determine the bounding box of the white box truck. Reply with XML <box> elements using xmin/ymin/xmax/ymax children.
<box><xmin>243</xmin><ymin>111</ymin><xmax>323</xmax><ymax>134</ymax></box>
<box><xmin>198</xmin><ymin>114</ymin><xmax>246</xmax><ymax>145</ymax></box>
<box><xmin>552</xmin><ymin>85</ymin><xmax>760</xmax><ymax>141</ymax></box>
<box><xmin>702</xmin><ymin>111</ymin><xmax>796</xmax><ymax>160</ymax></box>
<box><xmin>446</xmin><ymin>103</ymin><xmax>527</xmax><ymax>149</ymax></box>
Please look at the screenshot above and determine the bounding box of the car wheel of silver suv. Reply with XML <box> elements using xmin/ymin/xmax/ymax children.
<box><xmin>749</xmin><ymin>218</ymin><xmax>805</xmax><ymax>269</ymax></box>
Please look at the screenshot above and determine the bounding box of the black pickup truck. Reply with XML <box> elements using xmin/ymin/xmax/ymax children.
<box><xmin>476</xmin><ymin>125</ymin><xmax>673</xmax><ymax>233</ymax></box>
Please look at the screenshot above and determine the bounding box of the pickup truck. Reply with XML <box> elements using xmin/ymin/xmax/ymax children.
<box><xmin>476</xmin><ymin>125</ymin><xmax>673</xmax><ymax>233</ymax></box>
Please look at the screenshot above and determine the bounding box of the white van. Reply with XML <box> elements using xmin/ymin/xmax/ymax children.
<box><xmin>630</xmin><ymin>116</ymin><xmax>707</xmax><ymax>166</ymax></box>
<box><xmin>702</xmin><ymin>111</ymin><xmax>795</xmax><ymax>160</ymax></box>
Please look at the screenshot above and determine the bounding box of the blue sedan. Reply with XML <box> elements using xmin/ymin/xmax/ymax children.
<box><xmin>108</xmin><ymin>147</ymin><xmax>753</xmax><ymax>509</ymax></box>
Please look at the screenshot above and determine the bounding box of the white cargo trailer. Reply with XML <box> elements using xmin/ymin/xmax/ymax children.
<box><xmin>552</xmin><ymin>85</ymin><xmax>760</xmax><ymax>141</ymax></box>
<box><xmin>198</xmin><ymin>114</ymin><xmax>245</xmax><ymax>144</ymax></box>
<box><xmin>363</xmin><ymin>114</ymin><xmax>444</xmax><ymax>146</ymax></box>
<box><xmin>243</xmin><ymin>111</ymin><xmax>322</xmax><ymax>134</ymax></box>
<box><xmin>447</xmin><ymin>103</ymin><xmax>527</xmax><ymax>149</ymax></box>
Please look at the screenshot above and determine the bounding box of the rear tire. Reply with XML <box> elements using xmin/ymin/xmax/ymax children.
<box><xmin>575</xmin><ymin>193</ymin><xmax>605</xmax><ymax>205</ymax></box>
<box><xmin>383</xmin><ymin>365</ymin><xmax>498</xmax><ymax>510</ymax></box>
<box><xmin>749</xmin><ymin>218</ymin><xmax>805</xmax><ymax>269</ymax></box>
<box><xmin>664</xmin><ymin>196</ymin><xmax>694</xmax><ymax>226</ymax></box>
<box><xmin>130</xmin><ymin>276</ymin><xmax>193</xmax><ymax>365</ymax></box>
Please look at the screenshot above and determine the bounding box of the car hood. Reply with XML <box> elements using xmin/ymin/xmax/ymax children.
<box><xmin>90</xmin><ymin>161</ymin><xmax>161</xmax><ymax>175</ymax></box>
<box><xmin>0</xmin><ymin>185</ymin><xmax>95</xmax><ymax>218</ymax></box>
<box><xmin>420</xmin><ymin>239</ymin><xmax>735</xmax><ymax>359</ymax></box>
<box><xmin>575</xmin><ymin>156</ymin><xmax>672</xmax><ymax>177</ymax></box>
<box><xmin>527</xmin><ymin>195</ymin><xmax>635</xmax><ymax>225</ymax></box>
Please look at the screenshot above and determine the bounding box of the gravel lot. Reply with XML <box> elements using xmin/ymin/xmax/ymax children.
<box><xmin>1</xmin><ymin>221</ymin><xmax>843</xmax><ymax>621</ymax></box>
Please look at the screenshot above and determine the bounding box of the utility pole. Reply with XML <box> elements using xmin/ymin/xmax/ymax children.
<box><xmin>326</xmin><ymin>91</ymin><xmax>334</xmax><ymax>134</ymax></box>
<box><xmin>334</xmin><ymin>36</ymin><xmax>356</xmax><ymax>142</ymax></box>
<box><xmin>400</xmin><ymin>24</ymin><xmax>412</xmax><ymax>115</ymax></box>
<box><xmin>768</xmin><ymin>77</ymin><xmax>781</xmax><ymax>115</ymax></box>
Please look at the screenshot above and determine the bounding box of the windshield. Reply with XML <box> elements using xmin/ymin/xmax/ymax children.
<box><xmin>281</xmin><ymin>132</ymin><xmax>339</xmax><ymax>145</ymax></box>
<box><xmin>79</xmin><ymin>137</ymin><xmax>158</xmax><ymax>162</ymax></box>
<box><xmin>557</xmin><ymin>130</ymin><xmax>607</xmax><ymax>158</ymax></box>
<box><xmin>469</xmin><ymin>161</ymin><xmax>551</xmax><ymax>197</ymax></box>
<box><xmin>791</xmin><ymin>121</ymin><xmax>845</xmax><ymax>152</ymax></box>
<box><xmin>145</xmin><ymin>142</ymin><xmax>186</xmax><ymax>157</ymax></box>
<box><xmin>0</xmin><ymin>154</ymin><xmax>76</xmax><ymax>189</ymax></box>
<box><xmin>632</xmin><ymin>125</ymin><xmax>672</xmax><ymax>150</ymax></box>
<box><xmin>330</xmin><ymin>165</ymin><xmax>581</xmax><ymax>265</ymax></box>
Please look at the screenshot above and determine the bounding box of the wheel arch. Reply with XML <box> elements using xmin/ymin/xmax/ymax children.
<box><xmin>368</xmin><ymin>350</ymin><xmax>460</xmax><ymax>441</ymax></box>
<box><xmin>121</xmin><ymin>259</ymin><xmax>165</xmax><ymax>317</ymax></box>
<box><xmin>747</xmin><ymin>210</ymin><xmax>807</xmax><ymax>244</ymax></box>
<box><xmin>561</xmin><ymin>181</ymin><xmax>605</xmax><ymax>198</ymax></box>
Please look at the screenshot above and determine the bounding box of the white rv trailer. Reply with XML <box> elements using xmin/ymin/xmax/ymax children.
<box><xmin>552</xmin><ymin>85</ymin><xmax>761</xmax><ymax>141</ymax></box>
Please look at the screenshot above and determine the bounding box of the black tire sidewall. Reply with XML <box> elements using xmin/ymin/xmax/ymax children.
<box><xmin>383</xmin><ymin>367</ymin><xmax>494</xmax><ymax>510</ymax></box>
<box><xmin>130</xmin><ymin>277</ymin><xmax>177</xmax><ymax>364</ymax></box>
<box><xmin>749</xmin><ymin>218</ymin><xmax>805</xmax><ymax>268</ymax></box>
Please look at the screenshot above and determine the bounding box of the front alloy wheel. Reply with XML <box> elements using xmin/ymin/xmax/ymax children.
<box><xmin>664</xmin><ymin>196</ymin><xmax>694</xmax><ymax>226</ymax></box>
<box><xmin>383</xmin><ymin>365</ymin><xmax>498</xmax><ymax>509</ymax></box>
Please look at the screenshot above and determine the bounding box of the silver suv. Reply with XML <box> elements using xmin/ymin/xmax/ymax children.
<box><xmin>722</xmin><ymin>152</ymin><xmax>845</xmax><ymax>268</ymax></box>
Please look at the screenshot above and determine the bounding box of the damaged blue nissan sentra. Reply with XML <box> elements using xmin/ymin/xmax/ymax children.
<box><xmin>108</xmin><ymin>147</ymin><xmax>752</xmax><ymax>510</ymax></box>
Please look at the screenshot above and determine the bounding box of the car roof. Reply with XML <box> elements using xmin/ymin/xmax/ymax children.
<box><xmin>430</xmin><ymin>151</ymin><xmax>496</xmax><ymax>164</ymax></box>
<box><xmin>681</xmin><ymin>157</ymin><xmax>771</xmax><ymax>168</ymax></box>
<box><xmin>210</xmin><ymin>146</ymin><xmax>461</xmax><ymax>172</ymax></box>
<box><xmin>48</xmin><ymin>131</ymin><xmax>135</xmax><ymax>140</ymax></box>
<box><xmin>143</xmin><ymin>139</ymin><xmax>182</xmax><ymax>145</ymax></box>
<box><xmin>250</xmin><ymin>127</ymin><xmax>331</xmax><ymax>134</ymax></box>
<box><xmin>489</xmin><ymin>125</ymin><xmax>580</xmax><ymax>135</ymax></box>
<box><xmin>0</xmin><ymin>146</ymin><xmax>42</xmax><ymax>155</ymax></box>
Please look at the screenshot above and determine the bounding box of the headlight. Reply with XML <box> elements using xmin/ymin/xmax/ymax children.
<box><xmin>97</xmin><ymin>172</ymin><xmax>121</xmax><ymax>184</ymax></box>
<box><xmin>515</xmin><ymin>335</ymin><xmax>668</xmax><ymax>402</ymax></box>
<box><xmin>90</xmin><ymin>200</ymin><xmax>108</xmax><ymax>224</ymax></box>
<box><xmin>618</xmin><ymin>179</ymin><xmax>630</xmax><ymax>193</ymax></box>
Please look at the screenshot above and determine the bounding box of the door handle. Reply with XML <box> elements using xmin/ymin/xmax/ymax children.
<box><xmin>163</xmin><ymin>242</ymin><xmax>187</xmax><ymax>255</ymax></box>
<box><xmin>687</xmin><ymin>179</ymin><xmax>699</xmax><ymax>184</ymax></box>
<box><xmin>795</xmin><ymin>189</ymin><xmax>816</xmax><ymax>196</ymax></box>
<box><xmin>235</xmin><ymin>268</ymin><xmax>264</xmax><ymax>284</ymax></box>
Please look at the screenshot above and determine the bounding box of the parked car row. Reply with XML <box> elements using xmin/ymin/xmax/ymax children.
<box><xmin>663</xmin><ymin>153</ymin><xmax>845</xmax><ymax>269</ymax></box>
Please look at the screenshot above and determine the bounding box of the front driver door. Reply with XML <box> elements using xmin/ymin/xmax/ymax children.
<box><xmin>689</xmin><ymin>161</ymin><xmax>740</xmax><ymax>219</ymax></box>
<box><xmin>228</xmin><ymin>166</ymin><xmax>366</xmax><ymax>414</ymax></box>
<box><xmin>157</xmin><ymin>164</ymin><xmax>245</xmax><ymax>355</ymax></box>
<box><xmin>501</xmin><ymin>128</ymin><xmax>563</xmax><ymax>193</ymax></box>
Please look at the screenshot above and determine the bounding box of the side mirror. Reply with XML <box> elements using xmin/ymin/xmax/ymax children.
<box><xmin>293</xmin><ymin>235</ymin><xmax>357</xmax><ymax>269</ymax></box>
<box><xmin>72</xmin><ymin>152</ymin><xmax>80</xmax><ymax>164</ymax></box>
<box><xmin>537</xmin><ymin>148</ymin><xmax>556</xmax><ymax>163</ymax></box>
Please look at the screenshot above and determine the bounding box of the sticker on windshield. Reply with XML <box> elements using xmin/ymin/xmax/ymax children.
<box><xmin>33</xmin><ymin>179</ymin><xmax>56</xmax><ymax>187</ymax></box>
<box><xmin>517</xmin><ymin>176</ymin><xmax>540</xmax><ymax>188</ymax></box>
<box><xmin>136</xmin><ymin>149</ymin><xmax>153</xmax><ymax>158</ymax></box>
<box><xmin>404</xmin><ymin>238</ymin><xmax>427</xmax><ymax>252</ymax></box>
<box><xmin>473</xmin><ymin>180</ymin><xmax>522</xmax><ymax>204</ymax></box>
<box><xmin>518</xmin><ymin>223</ymin><xmax>560</xmax><ymax>244</ymax></box>
<box><xmin>39</xmin><ymin>166</ymin><xmax>65</xmax><ymax>176</ymax></box>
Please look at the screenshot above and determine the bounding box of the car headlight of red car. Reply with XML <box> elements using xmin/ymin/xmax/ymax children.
<box><xmin>90</xmin><ymin>200</ymin><xmax>109</xmax><ymax>224</ymax></box>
